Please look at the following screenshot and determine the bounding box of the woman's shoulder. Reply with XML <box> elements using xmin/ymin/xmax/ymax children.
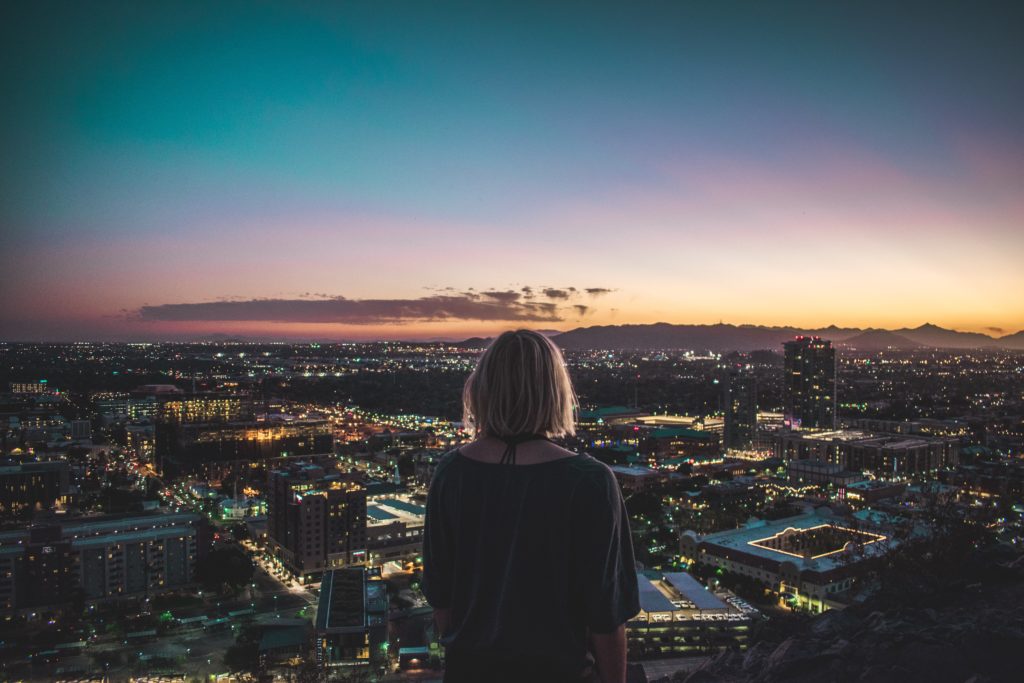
<box><xmin>432</xmin><ymin>448</ymin><xmax>462</xmax><ymax>476</ymax></box>
<box><xmin>562</xmin><ymin>451</ymin><xmax>612</xmax><ymax>472</ymax></box>
<box><xmin>562</xmin><ymin>453</ymin><xmax>619</xmax><ymax>487</ymax></box>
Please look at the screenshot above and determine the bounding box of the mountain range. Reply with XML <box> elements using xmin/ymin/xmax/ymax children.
<box><xmin>533</xmin><ymin>322</ymin><xmax>1024</xmax><ymax>352</ymax></box>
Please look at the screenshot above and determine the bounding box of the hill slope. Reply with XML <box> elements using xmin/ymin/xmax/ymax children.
<box><xmin>550</xmin><ymin>322</ymin><xmax>1011</xmax><ymax>351</ymax></box>
<box><xmin>839</xmin><ymin>329</ymin><xmax>921</xmax><ymax>350</ymax></box>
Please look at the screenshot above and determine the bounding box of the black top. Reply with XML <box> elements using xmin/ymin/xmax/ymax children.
<box><xmin>422</xmin><ymin>447</ymin><xmax>640</xmax><ymax>680</ymax></box>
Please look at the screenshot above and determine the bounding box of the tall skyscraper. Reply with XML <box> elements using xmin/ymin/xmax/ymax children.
<box><xmin>722</xmin><ymin>365</ymin><xmax>757</xmax><ymax>450</ymax></box>
<box><xmin>783</xmin><ymin>336</ymin><xmax>836</xmax><ymax>431</ymax></box>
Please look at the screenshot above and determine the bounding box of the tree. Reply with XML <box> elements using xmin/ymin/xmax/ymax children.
<box><xmin>195</xmin><ymin>547</ymin><xmax>255</xmax><ymax>593</ymax></box>
<box><xmin>91</xmin><ymin>650</ymin><xmax>122</xmax><ymax>672</ymax></box>
<box><xmin>223</xmin><ymin>626</ymin><xmax>261</xmax><ymax>678</ymax></box>
<box><xmin>625</xmin><ymin>492</ymin><xmax>663</xmax><ymax>521</ymax></box>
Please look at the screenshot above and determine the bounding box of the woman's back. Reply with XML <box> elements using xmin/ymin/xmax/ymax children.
<box><xmin>422</xmin><ymin>439</ymin><xmax>639</xmax><ymax>682</ymax></box>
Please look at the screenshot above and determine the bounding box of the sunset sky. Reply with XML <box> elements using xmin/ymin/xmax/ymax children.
<box><xmin>1</xmin><ymin>1</ymin><xmax>1022</xmax><ymax>341</ymax></box>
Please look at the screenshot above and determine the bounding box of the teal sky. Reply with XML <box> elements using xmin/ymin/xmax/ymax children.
<box><xmin>1</xmin><ymin>1</ymin><xmax>1022</xmax><ymax>340</ymax></box>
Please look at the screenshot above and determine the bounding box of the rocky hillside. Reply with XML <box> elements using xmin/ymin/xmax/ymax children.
<box><xmin>664</xmin><ymin>546</ymin><xmax>1024</xmax><ymax>683</ymax></box>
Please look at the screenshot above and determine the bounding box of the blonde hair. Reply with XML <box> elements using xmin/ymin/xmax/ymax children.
<box><xmin>462</xmin><ymin>330</ymin><xmax>577</xmax><ymax>439</ymax></box>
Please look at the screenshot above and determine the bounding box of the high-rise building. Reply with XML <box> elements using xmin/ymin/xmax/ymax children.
<box><xmin>721</xmin><ymin>365</ymin><xmax>757</xmax><ymax>450</ymax></box>
<box><xmin>126</xmin><ymin>423</ymin><xmax>156</xmax><ymax>463</ymax></box>
<box><xmin>0</xmin><ymin>512</ymin><xmax>207</xmax><ymax>614</ymax></box>
<box><xmin>267</xmin><ymin>463</ymin><xmax>367</xmax><ymax>580</ymax></box>
<box><xmin>783</xmin><ymin>336</ymin><xmax>836</xmax><ymax>431</ymax></box>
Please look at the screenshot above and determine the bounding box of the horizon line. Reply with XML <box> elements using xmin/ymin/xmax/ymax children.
<box><xmin>1</xmin><ymin>319</ymin><xmax>1021</xmax><ymax>345</ymax></box>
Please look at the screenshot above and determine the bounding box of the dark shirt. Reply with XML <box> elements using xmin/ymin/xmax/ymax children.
<box><xmin>422</xmin><ymin>449</ymin><xmax>640</xmax><ymax>681</ymax></box>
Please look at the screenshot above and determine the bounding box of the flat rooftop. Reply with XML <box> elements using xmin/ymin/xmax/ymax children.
<box><xmin>634</xmin><ymin>572</ymin><xmax>752</xmax><ymax>623</ymax></box>
<box><xmin>697</xmin><ymin>510</ymin><xmax>891</xmax><ymax>571</ymax></box>
<box><xmin>367</xmin><ymin>495</ymin><xmax>424</xmax><ymax>526</ymax></box>
<box><xmin>316</xmin><ymin>568</ymin><xmax>365</xmax><ymax>633</ymax></box>
<box><xmin>748</xmin><ymin>525</ymin><xmax>885</xmax><ymax>560</ymax></box>
<box><xmin>609</xmin><ymin>465</ymin><xmax>659</xmax><ymax>477</ymax></box>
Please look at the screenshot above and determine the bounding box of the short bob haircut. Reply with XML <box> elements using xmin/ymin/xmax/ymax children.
<box><xmin>462</xmin><ymin>329</ymin><xmax>577</xmax><ymax>439</ymax></box>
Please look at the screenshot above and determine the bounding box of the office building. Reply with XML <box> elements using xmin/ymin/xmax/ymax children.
<box><xmin>783</xmin><ymin>337</ymin><xmax>836</xmax><ymax>431</ymax></box>
<box><xmin>787</xmin><ymin>459</ymin><xmax>863</xmax><ymax>487</ymax></box>
<box><xmin>70</xmin><ymin>419</ymin><xmax>92</xmax><ymax>441</ymax></box>
<box><xmin>774</xmin><ymin>429</ymin><xmax>959</xmax><ymax>479</ymax></box>
<box><xmin>158</xmin><ymin>416</ymin><xmax>332</xmax><ymax>474</ymax></box>
<box><xmin>315</xmin><ymin>567</ymin><xmax>388</xmax><ymax>667</ymax></box>
<box><xmin>155</xmin><ymin>392</ymin><xmax>250</xmax><ymax>424</ymax></box>
<box><xmin>0</xmin><ymin>512</ymin><xmax>206</xmax><ymax>614</ymax></box>
<box><xmin>642</xmin><ymin>427</ymin><xmax>720</xmax><ymax>461</ymax></box>
<box><xmin>0</xmin><ymin>461</ymin><xmax>71</xmax><ymax>519</ymax></box>
<box><xmin>125</xmin><ymin>423</ymin><xmax>155</xmax><ymax>463</ymax></box>
<box><xmin>366</xmin><ymin>495</ymin><xmax>425</xmax><ymax>567</ymax></box>
<box><xmin>627</xmin><ymin>572</ymin><xmax>756</xmax><ymax>659</ymax></box>
<box><xmin>267</xmin><ymin>463</ymin><xmax>367</xmax><ymax>580</ymax></box>
<box><xmin>609</xmin><ymin>465</ymin><xmax>670</xmax><ymax>493</ymax></box>
<box><xmin>96</xmin><ymin>395</ymin><xmax>158</xmax><ymax>423</ymax></box>
<box><xmin>721</xmin><ymin>365</ymin><xmax>757</xmax><ymax>450</ymax></box>
<box><xmin>9</xmin><ymin>382</ymin><xmax>51</xmax><ymax>395</ymax></box>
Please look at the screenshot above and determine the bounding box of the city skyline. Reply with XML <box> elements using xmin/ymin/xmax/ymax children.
<box><xmin>2</xmin><ymin>2</ymin><xmax>1023</xmax><ymax>341</ymax></box>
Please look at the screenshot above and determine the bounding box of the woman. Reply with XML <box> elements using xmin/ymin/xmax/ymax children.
<box><xmin>423</xmin><ymin>330</ymin><xmax>640</xmax><ymax>683</ymax></box>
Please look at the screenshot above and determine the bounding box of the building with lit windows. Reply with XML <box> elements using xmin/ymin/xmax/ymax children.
<box><xmin>783</xmin><ymin>337</ymin><xmax>836</xmax><ymax>431</ymax></box>
<box><xmin>774</xmin><ymin>429</ymin><xmax>959</xmax><ymax>479</ymax></box>
<box><xmin>158</xmin><ymin>416</ymin><xmax>332</xmax><ymax>474</ymax></box>
<box><xmin>721</xmin><ymin>365</ymin><xmax>757</xmax><ymax>450</ymax></box>
<box><xmin>125</xmin><ymin>423</ymin><xmax>155</xmax><ymax>463</ymax></box>
<box><xmin>609</xmin><ymin>465</ymin><xmax>670</xmax><ymax>492</ymax></box>
<box><xmin>787</xmin><ymin>459</ymin><xmax>862</xmax><ymax>487</ymax></box>
<box><xmin>267</xmin><ymin>463</ymin><xmax>367</xmax><ymax>580</ymax></box>
<box><xmin>95</xmin><ymin>395</ymin><xmax>158</xmax><ymax>423</ymax></box>
<box><xmin>642</xmin><ymin>427</ymin><xmax>720</xmax><ymax>461</ymax></box>
<box><xmin>0</xmin><ymin>512</ymin><xmax>206</xmax><ymax>615</ymax></box>
<box><xmin>366</xmin><ymin>495</ymin><xmax>425</xmax><ymax>567</ymax></box>
<box><xmin>315</xmin><ymin>567</ymin><xmax>388</xmax><ymax>667</ymax></box>
<box><xmin>155</xmin><ymin>392</ymin><xmax>250</xmax><ymax>424</ymax></box>
<box><xmin>627</xmin><ymin>572</ymin><xmax>757</xmax><ymax>659</ymax></box>
<box><xmin>9</xmin><ymin>382</ymin><xmax>52</xmax><ymax>395</ymax></box>
<box><xmin>0</xmin><ymin>461</ymin><xmax>71</xmax><ymax>519</ymax></box>
<box><xmin>680</xmin><ymin>508</ymin><xmax>897</xmax><ymax>613</ymax></box>
<box><xmin>578</xmin><ymin>406</ymin><xmax>646</xmax><ymax>429</ymax></box>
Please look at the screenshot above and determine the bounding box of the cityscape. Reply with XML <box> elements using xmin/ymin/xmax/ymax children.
<box><xmin>0</xmin><ymin>333</ymin><xmax>1021</xmax><ymax>681</ymax></box>
<box><xmin>2</xmin><ymin>1</ymin><xmax>1023</xmax><ymax>682</ymax></box>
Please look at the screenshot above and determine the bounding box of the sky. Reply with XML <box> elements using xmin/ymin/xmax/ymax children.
<box><xmin>1</xmin><ymin>1</ymin><xmax>1022</xmax><ymax>341</ymax></box>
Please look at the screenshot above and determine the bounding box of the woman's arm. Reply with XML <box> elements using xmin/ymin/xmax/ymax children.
<box><xmin>590</xmin><ymin>625</ymin><xmax>627</xmax><ymax>683</ymax></box>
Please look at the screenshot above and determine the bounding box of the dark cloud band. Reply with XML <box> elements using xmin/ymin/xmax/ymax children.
<box><xmin>137</xmin><ymin>293</ymin><xmax>592</xmax><ymax>325</ymax></box>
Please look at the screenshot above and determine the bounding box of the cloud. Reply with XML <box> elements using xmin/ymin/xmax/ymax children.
<box><xmin>585</xmin><ymin>287</ymin><xmax>614</xmax><ymax>296</ymax></box>
<box><xmin>543</xmin><ymin>288</ymin><xmax>571</xmax><ymax>299</ymax></box>
<box><xmin>986</xmin><ymin>326</ymin><xmax>1005</xmax><ymax>334</ymax></box>
<box><xmin>479</xmin><ymin>290</ymin><xmax>522</xmax><ymax>303</ymax></box>
<box><xmin>573</xmin><ymin>304</ymin><xmax>590</xmax><ymax>316</ymax></box>
<box><xmin>136</xmin><ymin>294</ymin><xmax>573</xmax><ymax>325</ymax></box>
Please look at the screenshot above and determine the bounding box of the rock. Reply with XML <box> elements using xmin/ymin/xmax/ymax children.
<box><xmin>683</xmin><ymin>670</ymin><xmax>721</xmax><ymax>683</ymax></box>
<box><xmin>741</xmin><ymin>642</ymin><xmax>769</xmax><ymax>671</ymax></box>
